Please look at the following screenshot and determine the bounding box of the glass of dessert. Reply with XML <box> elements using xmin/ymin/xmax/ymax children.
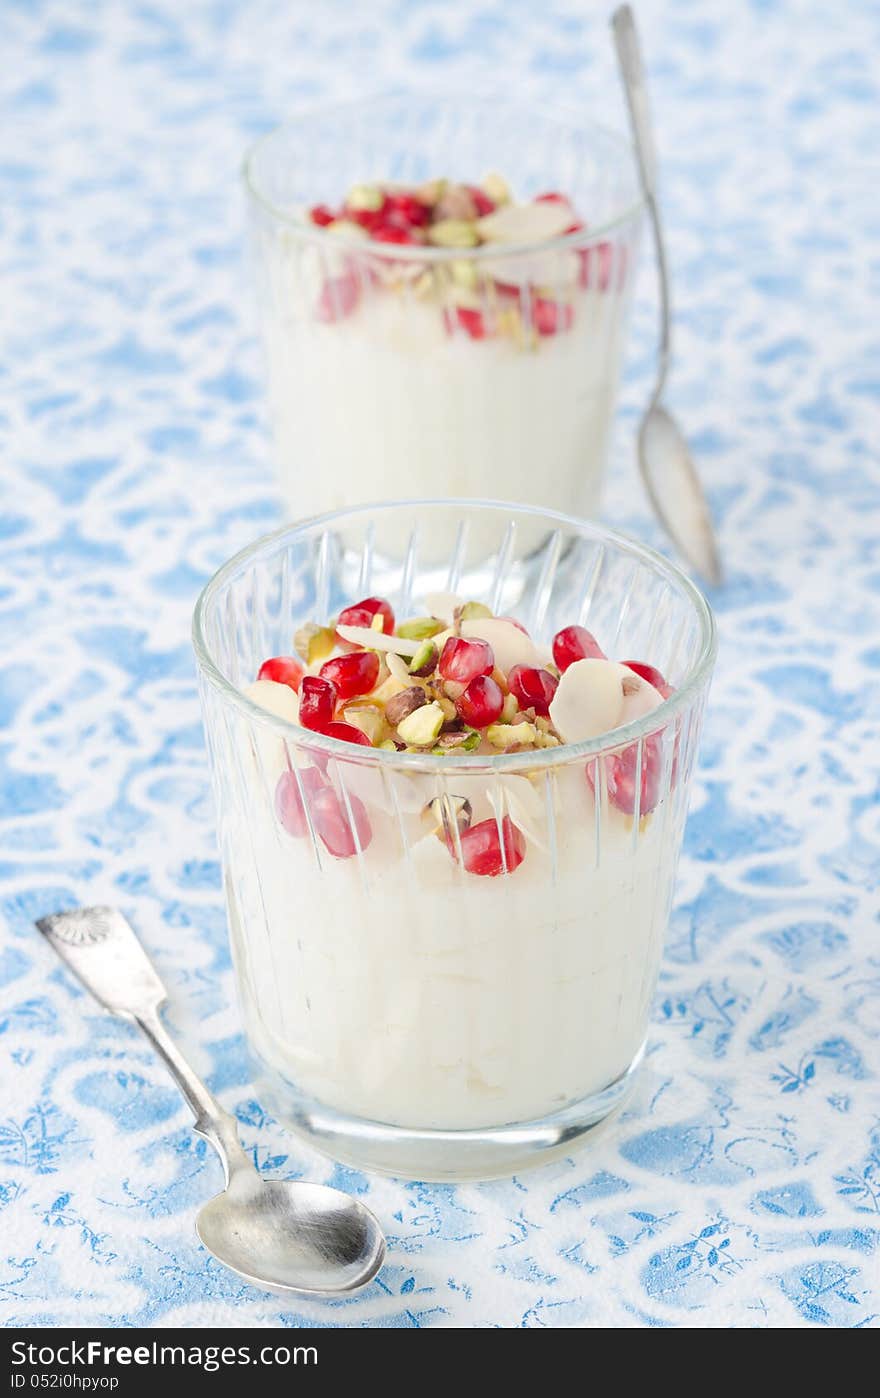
<box><xmin>193</xmin><ymin>501</ymin><xmax>716</xmax><ymax>1181</ymax></box>
<box><xmin>244</xmin><ymin>95</ymin><xmax>643</xmax><ymax>525</ymax></box>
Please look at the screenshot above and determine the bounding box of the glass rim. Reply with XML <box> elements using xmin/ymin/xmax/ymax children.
<box><xmin>242</xmin><ymin>91</ymin><xmax>647</xmax><ymax>264</ymax></box>
<box><xmin>192</xmin><ymin>500</ymin><xmax>717</xmax><ymax>774</ymax></box>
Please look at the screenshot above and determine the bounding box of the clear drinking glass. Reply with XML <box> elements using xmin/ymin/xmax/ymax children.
<box><xmin>193</xmin><ymin>501</ymin><xmax>715</xmax><ymax>1180</ymax></box>
<box><xmin>244</xmin><ymin>95</ymin><xmax>644</xmax><ymax>525</ymax></box>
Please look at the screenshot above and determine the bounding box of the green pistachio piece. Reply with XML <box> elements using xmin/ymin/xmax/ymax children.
<box><xmin>397</xmin><ymin>700</ymin><xmax>445</xmax><ymax>746</ymax></box>
<box><xmin>486</xmin><ymin>721</ymin><xmax>538</xmax><ymax>748</ymax></box>
<box><xmin>458</xmin><ymin>601</ymin><xmax>493</xmax><ymax>621</ymax></box>
<box><xmin>294</xmin><ymin>622</ymin><xmax>335</xmax><ymax>665</ymax></box>
<box><xmin>347</xmin><ymin>183</ymin><xmax>384</xmax><ymax>212</ymax></box>
<box><xmin>408</xmin><ymin>640</ymin><xmax>439</xmax><ymax>677</ymax></box>
<box><xmin>428</xmin><ymin>219</ymin><xmax>480</xmax><ymax>249</ymax></box>
<box><xmin>500</xmin><ymin>692</ymin><xmax>519</xmax><ymax>724</ymax></box>
<box><xmin>397</xmin><ymin>616</ymin><xmax>445</xmax><ymax>641</ymax></box>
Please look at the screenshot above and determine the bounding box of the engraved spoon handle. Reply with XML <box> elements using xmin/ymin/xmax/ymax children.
<box><xmin>37</xmin><ymin>906</ymin><xmax>251</xmax><ymax>1182</ymax></box>
<box><xmin>612</xmin><ymin>4</ymin><xmax>672</xmax><ymax>403</ymax></box>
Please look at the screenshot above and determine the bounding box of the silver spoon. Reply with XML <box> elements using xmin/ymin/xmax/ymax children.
<box><xmin>36</xmin><ymin>906</ymin><xmax>386</xmax><ymax>1298</ymax></box>
<box><xmin>612</xmin><ymin>5</ymin><xmax>723</xmax><ymax>586</ymax></box>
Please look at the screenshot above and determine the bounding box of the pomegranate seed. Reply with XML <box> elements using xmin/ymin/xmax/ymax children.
<box><xmin>309</xmin><ymin>204</ymin><xmax>337</xmax><ymax>227</ymax></box>
<box><xmin>319</xmin><ymin>650</ymin><xmax>379</xmax><ymax>699</ymax></box>
<box><xmin>579</xmin><ymin>241</ymin><xmax>617</xmax><ymax>292</ymax></box>
<box><xmin>385</xmin><ymin>193</ymin><xmax>431</xmax><ymax>227</ymax></box>
<box><xmin>256</xmin><ymin>655</ymin><xmax>303</xmax><ymax>692</ymax></box>
<box><xmin>535</xmin><ymin>191</ymin><xmax>569</xmax><ymax>205</ymax></box>
<box><xmin>456</xmin><ymin>674</ymin><xmax>503</xmax><ymax>728</ymax></box>
<box><xmin>507</xmin><ymin>664</ymin><xmax>558</xmax><ymax>716</ymax></box>
<box><xmin>467</xmin><ymin>185</ymin><xmax>496</xmax><ymax>217</ymax></box>
<box><xmin>371</xmin><ymin>223</ymin><xmax>418</xmax><ymax>244</ymax></box>
<box><xmin>275</xmin><ymin>766</ymin><xmax>325</xmax><ymax>838</ymax></box>
<box><xmin>346</xmin><ymin>203</ymin><xmax>387</xmax><ymax>232</ymax></box>
<box><xmin>316</xmin><ymin>271</ymin><xmax>360</xmax><ymax>323</ymax></box>
<box><xmin>323</xmin><ymin>720</ymin><xmax>372</xmax><ymax>746</ymax></box>
<box><xmin>589</xmin><ymin>735</ymin><xmax>663</xmax><ymax>817</ymax></box>
<box><xmin>337</xmin><ymin>596</ymin><xmax>395</xmax><ymax>636</ymax></box>
<box><xmin>311</xmin><ymin>785</ymin><xmax>372</xmax><ymax>858</ymax></box>
<box><xmin>552</xmin><ymin>625</ymin><xmax>605</xmax><ymax>672</ymax></box>
<box><xmin>443</xmin><ymin>305</ymin><xmax>488</xmax><ymax>340</ymax></box>
<box><xmin>533</xmin><ymin>296</ymin><xmax>574</xmax><ymax>337</ymax></box>
<box><xmin>622</xmin><ymin>660</ymin><xmax>674</xmax><ymax>700</ymax></box>
<box><xmin>298</xmin><ymin>675</ymin><xmax>337</xmax><ymax>732</ymax></box>
<box><xmin>454</xmin><ymin>816</ymin><xmax>526</xmax><ymax>877</ymax></box>
<box><xmin>439</xmin><ymin>635</ymin><xmax>494</xmax><ymax>683</ymax></box>
<box><xmin>565</xmin><ymin>220</ymin><xmax>586</xmax><ymax>235</ymax></box>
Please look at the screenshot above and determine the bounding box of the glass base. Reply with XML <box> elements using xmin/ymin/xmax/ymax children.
<box><xmin>255</xmin><ymin>1045</ymin><xmax>645</xmax><ymax>1183</ymax></box>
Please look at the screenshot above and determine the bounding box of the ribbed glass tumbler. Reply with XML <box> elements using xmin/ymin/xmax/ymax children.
<box><xmin>245</xmin><ymin>95</ymin><xmax>643</xmax><ymax>525</ymax></box>
<box><xmin>193</xmin><ymin>502</ymin><xmax>716</xmax><ymax>1180</ymax></box>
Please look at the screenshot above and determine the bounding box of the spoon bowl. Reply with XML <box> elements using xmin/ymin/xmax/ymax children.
<box><xmin>638</xmin><ymin>404</ymin><xmax>722</xmax><ymax>586</ymax></box>
<box><xmin>196</xmin><ymin>1175</ymin><xmax>386</xmax><ymax>1297</ymax></box>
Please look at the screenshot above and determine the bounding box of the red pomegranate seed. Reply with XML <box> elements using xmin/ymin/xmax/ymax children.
<box><xmin>385</xmin><ymin>193</ymin><xmax>431</xmax><ymax>227</ymax></box>
<box><xmin>298</xmin><ymin>675</ymin><xmax>337</xmax><ymax>732</ymax></box>
<box><xmin>311</xmin><ymin>784</ymin><xmax>372</xmax><ymax>858</ymax></box>
<box><xmin>622</xmin><ymin>661</ymin><xmax>674</xmax><ymax>700</ymax></box>
<box><xmin>456</xmin><ymin>674</ymin><xmax>504</xmax><ymax>728</ymax></box>
<box><xmin>316</xmin><ymin>271</ymin><xmax>360</xmax><ymax>323</ymax></box>
<box><xmin>533</xmin><ymin>296</ymin><xmax>574</xmax><ymax>337</ymax></box>
<box><xmin>337</xmin><ymin>596</ymin><xmax>395</xmax><ymax>637</ymax></box>
<box><xmin>579</xmin><ymin>241</ymin><xmax>617</xmax><ymax>292</ymax></box>
<box><xmin>443</xmin><ymin>305</ymin><xmax>488</xmax><ymax>340</ymax></box>
<box><xmin>319</xmin><ymin>650</ymin><xmax>380</xmax><ymax>699</ymax></box>
<box><xmin>323</xmin><ymin>720</ymin><xmax>372</xmax><ymax>746</ymax></box>
<box><xmin>592</xmin><ymin>735</ymin><xmax>663</xmax><ymax>817</ymax></box>
<box><xmin>275</xmin><ymin>766</ymin><xmax>326</xmax><ymax>838</ymax></box>
<box><xmin>552</xmin><ymin>624</ymin><xmax>606</xmax><ymax>672</ymax></box>
<box><xmin>439</xmin><ymin>635</ymin><xmax>494</xmax><ymax>683</ymax></box>
<box><xmin>535</xmin><ymin>191</ymin><xmax>569</xmax><ymax>205</ymax></box>
<box><xmin>454</xmin><ymin>816</ymin><xmax>526</xmax><ymax>877</ymax></box>
<box><xmin>371</xmin><ymin>223</ymin><xmax>418</xmax><ymax>244</ymax></box>
<box><xmin>346</xmin><ymin>203</ymin><xmax>388</xmax><ymax>232</ymax></box>
<box><xmin>257</xmin><ymin>655</ymin><xmax>303</xmax><ymax>692</ymax></box>
<box><xmin>507</xmin><ymin>664</ymin><xmax>558</xmax><ymax>716</ymax></box>
<box><xmin>467</xmin><ymin>185</ymin><xmax>496</xmax><ymax>217</ymax></box>
<box><xmin>309</xmin><ymin>204</ymin><xmax>337</xmax><ymax>227</ymax></box>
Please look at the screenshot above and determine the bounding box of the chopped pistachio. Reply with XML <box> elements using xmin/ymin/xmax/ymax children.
<box><xmin>385</xmin><ymin>686</ymin><xmax>428</xmax><ymax>727</ymax></box>
<box><xmin>451</xmin><ymin>259</ymin><xmax>479</xmax><ymax>290</ymax></box>
<box><xmin>457</xmin><ymin>600</ymin><xmax>493</xmax><ymax>621</ymax></box>
<box><xmin>535</xmin><ymin>732</ymin><xmax>561</xmax><ymax>749</ymax></box>
<box><xmin>422</xmin><ymin>794</ymin><xmax>472</xmax><ymax>837</ymax></box>
<box><xmin>482</xmin><ymin>172</ymin><xmax>511</xmax><ymax>206</ymax></box>
<box><xmin>326</xmin><ymin>219</ymin><xmax>369</xmax><ymax>239</ymax></box>
<box><xmin>435</xmin><ymin>693</ymin><xmax>457</xmax><ymax>722</ymax></box>
<box><xmin>416</xmin><ymin>178</ymin><xmax>448</xmax><ymax>207</ymax></box>
<box><xmin>347</xmin><ymin>183</ymin><xmax>384</xmax><ymax>212</ymax></box>
<box><xmin>408</xmin><ymin>640</ymin><xmax>439</xmax><ymax>677</ymax></box>
<box><xmin>500</xmin><ymin>692</ymin><xmax>519</xmax><ymax>724</ymax></box>
<box><xmin>379</xmin><ymin>737</ymin><xmax>403</xmax><ymax>752</ymax></box>
<box><xmin>341</xmin><ymin>704</ymin><xmax>386</xmax><ymax>745</ymax></box>
<box><xmin>431</xmin><ymin>729</ymin><xmax>481</xmax><ymax>754</ymax></box>
<box><xmin>397</xmin><ymin>616</ymin><xmax>445</xmax><ymax>641</ymax></box>
<box><xmin>428</xmin><ymin>219</ymin><xmax>480</xmax><ymax>249</ymax></box>
<box><xmin>487</xmin><ymin>721</ymin><xmax>538</xmax><ymax>748</ymax></box>
<box><xmin>397</xmin><ymin>700</ymin><xmax>445</xmax><ymax>746</ymax></box>
<box><xmin>294</xmin><ymin>622</ymin><xmax>335</xmax><ymax>665</ymax></box>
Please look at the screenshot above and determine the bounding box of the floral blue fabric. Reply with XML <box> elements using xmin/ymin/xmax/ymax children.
<box><xmin>1</xmin><ymin>0</ymin><xmax>878</xmax><ymax>1328</ymax></box>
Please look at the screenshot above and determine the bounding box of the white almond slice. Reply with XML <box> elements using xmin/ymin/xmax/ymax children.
<box><xmin>460</xmin><ymin>617</ymin><xmax>543</xmax><ymax>674</ymax></box>
<box><xmin>385</xmin><ymin>651</ymin><xmax>413</xmax><ymax>684</ymax></box>
<box><xmin>482</xmin><ymin>249</ymin><xmax>580</xmax><ymax>290</ymax></box>
<box><xmin>335</xmin><ymin>624</ymin><xmax>421</xmax><ymax>656</ymax></box>
<box><xmin>422</xmin><ymin>591</ymin><xmax>462</xmax><ymax>623</ymax></box>
<box><xmin>477</xmin><ymin>201</ymin><xmax>574</xmax><ymax>245</ymax></box>
<box><xmin>244</xmin><ymin>679</ymin><xmax>300</xmax><ymax>724</ymax></box>
<box><xmin>548</xmin><ymin>658</ymin><xmax>626</xmax><ymax>744</ymax></box>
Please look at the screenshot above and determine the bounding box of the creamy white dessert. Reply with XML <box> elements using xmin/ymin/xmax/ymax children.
<box><xmin>254</xmin><ymin>177</ymin><xmax>634</xmax><ymax>529</ymax></box>
<box><xmin>226</xmin><ymin>595</ymin><xmax>678</xmax><ymax>1132</ymax></box>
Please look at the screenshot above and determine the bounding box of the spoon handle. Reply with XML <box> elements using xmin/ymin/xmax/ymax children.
<box><xmin>612</xmin><ymin>5</ymin><xmax>672</xmax><ymax>402</ymax></box>
<box><xmin>36</xmin><ymin>905</ymin><xmax>251</xmax><ymax>1183</ymax></box>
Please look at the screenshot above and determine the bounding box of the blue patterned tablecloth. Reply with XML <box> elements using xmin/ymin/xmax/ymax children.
<box><xmin>2</xmin><ymin>0</ymin><xmax>879</xmax><ymax>1329</ymax></box>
